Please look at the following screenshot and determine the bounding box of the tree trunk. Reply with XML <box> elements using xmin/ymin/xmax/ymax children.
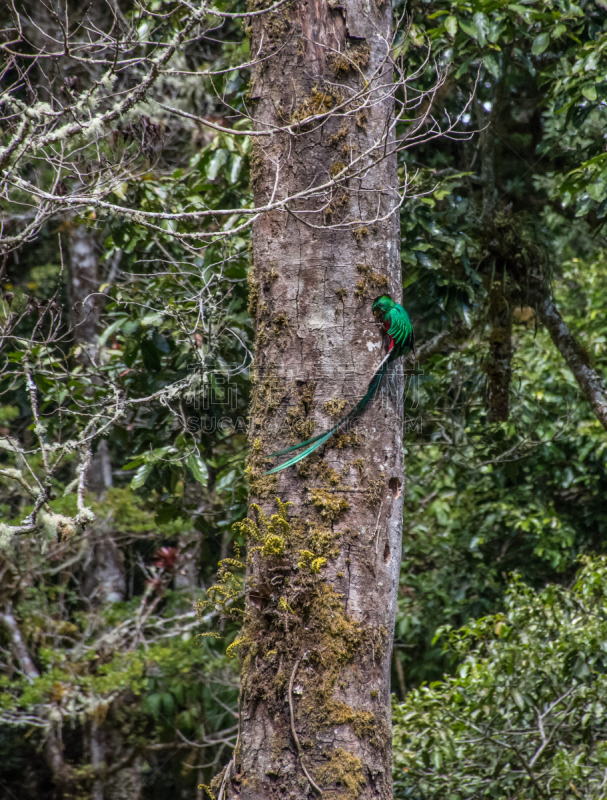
<box><xmin>225</xmin><ymin>2</ymin><xmax>404</xmax><ymax>798</ymax></box>
<box><xmin>67</xmin><ymin>220</ymin><xmax>114</xmax><ymax>495</ymax></box>
<box><xmin>67</xmin><ymin>222</ymin><xmax>126</xmax><ymax>605</ymax></box>
<box><xmin>67</xmin><ymin>223</ymin><xmax>137</xmax><ymax>799</ymax></box>
<box><xmin>533</xmin><ymin>290</ymin><xmax>607</xmax><ymax>431</ymax></box>
<box><xmin>67</xmin><ymin>221</ymin><xmax>101</xmax><ymax>353</ymax></box>
<box><xmin>486</xmin><ymin>279</ymin><xmax>512</xmax><ymax>423</ymax></box>
<box><xmin>476</xmin><ymin>95</ymin><xmax>512</xmax><ymax>423</ymax></box>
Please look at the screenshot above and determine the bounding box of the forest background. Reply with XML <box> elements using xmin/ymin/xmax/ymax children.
<box><xmin>1</xmin><ymin>0</ymin><xmax>607</xmax><ymax>797</ymax></box>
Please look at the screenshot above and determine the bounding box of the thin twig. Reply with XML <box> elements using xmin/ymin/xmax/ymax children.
<box><xmin>288</xmin><ymin>657</ymin><xmax>322</xmax><ymax>795</ymax></box>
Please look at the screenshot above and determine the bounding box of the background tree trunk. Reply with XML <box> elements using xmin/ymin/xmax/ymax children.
<box><xmin>67</xmin><ymin>221</ymin><xmax>114</xmax><ymax>497</ymax></box>
<box><xmin>476</xmin><ymin>95</ymin><xmax>513</xmax><ymax>424</ymax></box>
<box><xmin>225</xmin><ymin>2</ymin><xmax>404</xmax><ymax>798</ymax></box>
<box><xmin>66</xmin><ymin>224</ymin><xmax>140</xmax><ymax>799</ymax></box>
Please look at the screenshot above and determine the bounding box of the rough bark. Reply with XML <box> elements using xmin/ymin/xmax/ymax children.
<box><xmin>225</xmin><ymin>2</ymin><xmax>404</xmax><ymax>799</ymax></box>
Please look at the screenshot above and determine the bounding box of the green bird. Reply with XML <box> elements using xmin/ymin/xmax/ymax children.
<box><xmin>264</xmin><ymin>295</ymin><xmax>415</xmax><ymax>475</ymax></box>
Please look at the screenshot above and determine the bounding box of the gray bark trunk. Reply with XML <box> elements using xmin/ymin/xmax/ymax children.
<box><xmin>67</xmin><ymin>223</ymin><xmax>125</xmax><ymax>606</ymax></box>
<box><xmin>534</xmin><ymin>291</ymin><xmax>607</xmax><ymax>431</ymax></box>
<box><xmin>225</xmin><ymin>2</ymin><xmax>403</xmax><ymax>798</ymax></box>
<box><xmin>67</xmin><ymin>221</ymin><xmax>114</xmax><ymax>496</ymax></box>
<box><xmin>174</xmin><ymin>529</ymin><xmax>202</xmax><ymax>590</ymax></box>
<box><xmin>0</xmin><ymin>602</ymin><xmax>40</xmax><ymax>681</ymax></box>
<box><xmin>66</xmin><ymin>224</ymin><xmax>136</xmax><ymax>799</ymax></box>
<box><xmin>67</xmin><ymin>221</ymin><xmax>101</xmax><ymax>349</ymax></box>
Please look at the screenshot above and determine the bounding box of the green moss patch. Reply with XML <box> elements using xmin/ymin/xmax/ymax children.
<box><xmin>315</xmin><ymin>748</ymin><xmax>365</xmax><ymax>800</ymax></box>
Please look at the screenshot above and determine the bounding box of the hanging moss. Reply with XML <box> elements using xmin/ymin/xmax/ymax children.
<box><xmin>245</xmin><ymin>0</ymin><xmax>277</xmax><ymax>13</ymax></box>
<box><xmin>327</xmin><ymin>702</ymin><xmax>377</xmax><ymax>739</ymax></box>
<box><xmin>328</xmin><ymin>125</ymin><xmax>348</xmax><ymax>146</ymax></box>
<box><xmin>235</xmin><ymin>499</ymin><xmax>293</xmax><ymax>550</ymax></box>
<box><xmin>261</xmin><ymin>533</ymin><xmax>287</xmax><ymax>557</ymax></box>
<box><xmin>245</xmin><ymin>439</ymin><xmax>277</xmax><ymax>499</ymax></box>
<box><xmin>334</xmin><ymin>287</ymin><xmax>348</xmax><ymax>301</ymax></box>
<box><xmin>307</xmin><ymin>526</ymin><xmax>340</xmax><ymax>560</ymax></box>
<box><xmin>334</xmin><ymin>429</ymin><xmax>361</xmax><ymax>449</ymax></box>
<box><xmin>316</xmin><ymin>460</ymin><xmax>342</xmax><ymax>487</ymax></box>
<box><xmin>326</xmin><ymin>192</ymin><xmax>350</xmax><ymax>221</ymax></box>
<box><xmin>264</xmin><ymin>10</ymin><xmax>289</xmax><ymax>38</ymax></box>
<box><xmin>264</xmin><ymin>267</ymin><xmax>279</xmax><ymax>286</ymax></box>
<box><xmin>247</xmin><ymin>242</ymin><xmax>260</xmax><ymax>318</ymax></box>
<box><xmin>196</xmin><ymin>547</ymin><xmax>246</xmax><ymax>631</ymax></box>
<box><xmin>250</xmin><ymin>366</ymin><xmax>287</xmax><ymax>422</ymax></box>
<box><xmin>272</xmin><ymin>312</ymin><xmax>292</xmax><ymax>349</ymax></box>
<box><xmin>249</xmin><ymin>140</ymin><xmax>265</xmax><ymax>192</ymax></box>
<box><xmin>249</xmin><ymin>366</ymin><xmax>274</xmax><ymax>431</ymax></box>
<box><xmin>297</xmin><ymin>549</ymin><xmax>327</xmax><ymax>573</ymax></box>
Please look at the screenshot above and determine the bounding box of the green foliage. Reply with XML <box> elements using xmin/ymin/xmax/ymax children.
<box><xmin>0</xmin><ymin>484</ymin><xmax>240</xmax><ymax>794</ymax></box>
<box><xmin>391</xmin><ymin>0</ymin><xmax>607</xmax><ymax>689</ymax></box>
<box><xmin>396</xmin><ymin>256</ymin><xmax>607</xmax><ymax>681</ymax></box>
<box><xmin>0</xmin><ymin>6</ymin><xmax>252</xmax><ymax>793</ymax></box>
<box><xmin>394</xmin><ymin>556</ymin><xmax>607</xmax><ymax>799</ymax></box>
<box><xmin>2</xmin><ymin>0</ymin><xmax>607</xmax><ymax>795</ymax></box>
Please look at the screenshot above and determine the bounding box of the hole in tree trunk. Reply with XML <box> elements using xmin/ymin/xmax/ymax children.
<box><xmin>388</xmin><ymin>476</ymin><xmax>402</xmax><ymax>499</ymax></box>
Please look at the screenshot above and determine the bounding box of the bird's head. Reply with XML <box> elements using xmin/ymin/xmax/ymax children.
<box><xmin>372</xmin><ymin>295</ymin><xmax>395</xmax><ymax>321</ymax></box>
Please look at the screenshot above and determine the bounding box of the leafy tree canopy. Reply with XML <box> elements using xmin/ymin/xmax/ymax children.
<box><xmin>394</xmin><ymin>556</ymin><xmax>607</xmax><ymax>799</ymax></box>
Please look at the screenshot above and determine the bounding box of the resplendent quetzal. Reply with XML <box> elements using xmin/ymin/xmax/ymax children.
<box><xmin>264</xmin><ymin>295</ymin><xmax>415</xmax><ymax>475</ymax></box>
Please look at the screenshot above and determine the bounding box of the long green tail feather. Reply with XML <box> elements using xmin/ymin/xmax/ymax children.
<box><xmin>266</xmin><ymin>417</ymin><xmax>350</xmax><ymax>458</ymax></box>
<box><xmin>264</xmin><ymin>356</ymin><xmax>390</xmax><ymax>475</ymax></box>
<box><xmin>264</xmin><ymin>428</ymin><xmax>339</xmax><ymax>475</ymax></box>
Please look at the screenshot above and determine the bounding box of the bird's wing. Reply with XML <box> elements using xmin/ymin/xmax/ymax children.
<box><xmin>388</xmin><ymin>306</ymin><xmax>413</xmax><ymax>350</ymax></box>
